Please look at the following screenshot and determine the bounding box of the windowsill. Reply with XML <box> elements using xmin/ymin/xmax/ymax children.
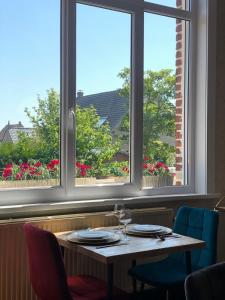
<box><xmin>0</xmin><ymin>193</ymin><xmax>220</xmax><ymax>220</ymax></box>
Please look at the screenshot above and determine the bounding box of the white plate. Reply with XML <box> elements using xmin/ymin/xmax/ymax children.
<box><xmin>127</xmin><ymin>224</ymin><xmax>172</xmax><ymax>236</ymax></box>
<box><xmin>67</xmin><ymin>232</ymin><xmax>120</xmax><ymax>245</ymax></box>
<box><xmin>77</xmin><ymin>230</ymin><xmax>112</xmax><ymax>240</ymax></box>
<box><xmin>132</xmin><ymin>224</ymin><xmax>165</xmax><ymax>232</ymax></box>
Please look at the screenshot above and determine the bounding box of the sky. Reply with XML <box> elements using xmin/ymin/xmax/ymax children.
<box><xmin>0</xmin><ymin>0</ymin><xmax>177</xmax><ymax>129</ymax></box>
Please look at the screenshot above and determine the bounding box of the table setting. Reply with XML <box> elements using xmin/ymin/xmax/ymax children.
<box><xmin>65</xmin><ymin>204</ymin><xmax>180</xmax><ymax>247</ymax></box>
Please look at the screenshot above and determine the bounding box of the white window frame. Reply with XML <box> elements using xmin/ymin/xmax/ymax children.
<box><xmin>0</xmin><ymin>0</ymin><xmax>215</xmax><ymax>206</ymax></box>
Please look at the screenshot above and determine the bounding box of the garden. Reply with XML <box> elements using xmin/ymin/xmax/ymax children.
<box><xmin>0</xmin><ymin>68</ymin><xmax>176</xmax><ymax>188</ymax></box>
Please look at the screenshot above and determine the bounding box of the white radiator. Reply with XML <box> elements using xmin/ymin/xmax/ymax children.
<box><xmin>0</xmin><ymin>207</ymin><xmax>174</xmax><ymax>300</ymax></box>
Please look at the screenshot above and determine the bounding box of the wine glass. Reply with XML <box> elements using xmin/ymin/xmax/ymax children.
<box><xmin>113</xmin><ymin>204</ymin><xmax>125</xmax><ymax>231</ymax></box>
<box><xmin>119</xmin><ymin>208</ymin><xmax>132</xmax><ymax>243</ymax></box>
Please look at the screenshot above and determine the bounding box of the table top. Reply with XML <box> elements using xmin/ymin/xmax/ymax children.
<box><xmin>55</xmin><ymin>229</ymin><xmax>205</xmax><ymax>264</ymax></box>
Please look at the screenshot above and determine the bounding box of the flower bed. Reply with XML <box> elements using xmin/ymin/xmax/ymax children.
<box><xmin>0</xmin><ymin>158</ymin><xmax>174</xmax><ymax>188</ymax></box>
<box><xmin>142</xmin><ymin>159</ymin><xmax>175</xmax><ymax>187</ymax></box>
<box><xmin>0</xmin><ymin>160</ymin><xmax>60</xmax><ymax>181</ymax></box>
<box><xmin>0</xmin><ymin>179</ymin><xmax>60</xmax><ymax>189</ymax></box>
<box><xmin>143</xmin><ymin>175</ymin><xmax>173</xmax><ymax>188</ymax></box>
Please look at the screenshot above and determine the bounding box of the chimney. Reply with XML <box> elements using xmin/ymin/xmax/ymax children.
<box><xmin>77</xmin><ymin>90</ymin><xmax>84</xmax><ymax>98</ymax></box>
<box><xmin>18</xmin><ymin>121</ymin><xmax>23</xmax><ymax>127</ymax></box>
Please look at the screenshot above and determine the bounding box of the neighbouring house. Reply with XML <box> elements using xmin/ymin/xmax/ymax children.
<box><xmin>76</xmin><ymin>89</ymin><xmax>128</xmax><ymax>133</ymax></box>
<box><xmin>76</xmin><ymin>89</ymin><xmax>130</xmax><ymax>159</ymax></box>
<box><xmin>0</xmin><ymin>121</ymin><xmax>33</xmax><ymax>143</ymax></box>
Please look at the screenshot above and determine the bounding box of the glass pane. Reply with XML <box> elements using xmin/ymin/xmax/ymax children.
<box><xmin>75</xmin><ymin>4</ymin><xmax>131</xmax><ymax>186</ymax></box>
<box><xmin>143</xmin><ymin>13</ymin><xmax>188</xmax><ymax>188</ymax></box>
<box><xmin>0</xmin><ymin>0</ymin><xmax>60</xmax><ymax>189</ymax></box>
<box><xmin>145</xmin><ymin>0</ymin><xmax>189</xmax><ymax>10</ymax></box>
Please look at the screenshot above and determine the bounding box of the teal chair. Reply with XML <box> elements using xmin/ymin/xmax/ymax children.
<box><xmin>129</xmin><ymin>206</ymin><xmax>218</xmax><ymax>298</ymax></box>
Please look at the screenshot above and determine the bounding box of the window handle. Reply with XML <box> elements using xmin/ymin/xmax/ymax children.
<box><xmin>69</xmin><ymin>108</ymin><xmax>75</xmax><ymax>129</ymax></box>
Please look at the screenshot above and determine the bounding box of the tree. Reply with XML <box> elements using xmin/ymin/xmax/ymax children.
<box><xmin>76</xmin><ymin>106</ymin><xmax>120</xmax><ymax>173</ymax></box>
<box><xmin>118</xmin><ymin>68</ymin><xmax>176</xmax><ymax>165</ymax></box>
<box><xmin>25</xmin><ymin>89</ymin><xmax>60</xmax><ymax>160</ymax></box>
<box><xmin>23</xmin><ymin>89</ymin><xmax>119</xmax><ymax>171</ymax></box>
<box><xmin>0</xmin><ymin>142</ymin><xmax>17</xmax><ymax>168</ymax></box>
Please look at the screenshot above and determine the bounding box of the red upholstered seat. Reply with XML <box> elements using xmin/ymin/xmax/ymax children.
<box><xmin>68</xmin><ymin>276</ymin><xmax>127</xmax><ymax>300</ymax></box>
<box><xmin>24</xmin><ymin>223</ymin><xmax>128</xmax><ymax>300</ymax></box>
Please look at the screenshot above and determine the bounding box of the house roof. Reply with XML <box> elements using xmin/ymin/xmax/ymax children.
<box><xmin>0</xmin><ymin>122</ymin><xmax>33</xmax><ymax>143</ymax></box>
<box><xmin>0</xmin><ymin>122</ymin><xmax>23</xmax><ymax>142</ymax></box>
<box><xmin>76</xmin><ymin>90</ymin><xmax>128</xmax><ymax>132</ymax></box>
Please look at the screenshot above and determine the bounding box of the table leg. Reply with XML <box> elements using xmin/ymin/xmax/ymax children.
<box><xmin>132</xmin><ymin>260</ymin><xmax>137</xmax><ymax>294</ymax></box>
<box><xmin>185</xmin><ymin>251</ymin><xmax>192</xmax><ymax>275</ymax></box>
<box><xmin>107</xmin><ymin>263</ymin><xmax>114</xmax><ymax>300</ymax></box>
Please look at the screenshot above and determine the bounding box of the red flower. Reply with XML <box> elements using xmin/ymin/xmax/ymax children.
<box><xmin>34</xmin><ymin>161</ymin><xmax>42</xmax><ymax>167</ymax></box>
<box><xmin>75</xmin><ymin>162</ymin><xmax>92</xmax><ymax>177</ymax></box>
<box><xmin>2</xmin><ymin>167</ymin><xmax>12</xmax><ymax>178</ymax></box>
<box><xmin>20</xmin><ymin>162</ymin><xmax>30</xmax><ymax>170</ymax></box>
<box><xmin>155</xmin><ymin>162</ymin><xmax>165</xmax><ymax>169</ymax></box>
<box><xmin>143</xmin><ymin>163</ymin><xmax>148</xmax><ymax>169</ymax></box>
<box><xmin>76</xmin><ymin>162</ymin><xmax>81</xmax><ymax>168</ymax></box>
<box><xmin>29</xmin><ymin>167</ymin><xmax>37</xmax><ymax>176</ymax></box>
<box><xmin>16</xmin><ymin>173</ymin><xmax>23</xmax><ymax>180</ymax></box>
<box><xmin>5</xmin><ymin>163</ymin><xmax>13</xmax><ymax>168</ymax></box>
<box><xmin>50</xmin><ymin>159</ymin><xmax>60</xmax><ymax>165</ymax></box>
<box><xmin>80</xmin><ymin>169</ymin><xmax>87</xmax><ymax>177</ymax></box>
<box><xmin>80</xmin><ymin>164</ymin><xmax>91</xmax><ymax>170</ymax></box>
<box><xmin>47</xmin><ymin>163</ymin><xmax>53</xmax><ymax>169</ymax></box>
<box><xmin>122</xmin><ymin>166</ymin><xmax>129</xmax><ymax>173</ymax></box>
<box><xmin>149</xmin><ymin>167</ymin><xmax>156</xmax><ymax>174</ymax></box>
<box><xmin>47</xmin><ymin>159</ymin><xmax>60</xmax><ymax>170</ymax></box>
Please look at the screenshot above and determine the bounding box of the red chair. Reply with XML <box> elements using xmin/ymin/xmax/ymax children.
<box><xmin>24</xmin><ymin>223</ymin><xmax>128</xmax><ymax>300</ymax></box>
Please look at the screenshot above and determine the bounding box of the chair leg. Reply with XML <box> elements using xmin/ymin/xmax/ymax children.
<box><xmin>166</xmin><ymin>289</ymin><xmax>169</xmax><ymax>300</ymax></box>
<box><xmin>140</xmin><ymin>281</ymin><xmax>145</xmax><ymax>292</ymax></box>
<box><xmin>132</xmin><ymin>277</ymin><xmax>137</xmax><ymax>294</ymax></box>
<box><xmin>131</xmin><ymin>260</ymin><xmax>137</xmax><ymax>294</ymax></box>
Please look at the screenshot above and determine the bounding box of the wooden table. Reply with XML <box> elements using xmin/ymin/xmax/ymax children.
<box><xmin>55</xmin><ymin>230</ymin><xmax>205</xmax><ymax>300</ymax></box>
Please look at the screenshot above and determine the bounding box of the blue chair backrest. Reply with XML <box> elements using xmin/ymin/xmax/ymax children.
<box><xmin>172</xmin><ymin>206</ymin><xmax>218</xmax><ymax>270</ymax></box>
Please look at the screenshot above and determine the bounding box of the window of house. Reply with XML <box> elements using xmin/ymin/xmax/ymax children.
<box><xmin>0</xmin><ymin>0</ymin><xmax>212</xmax><ymax>205</ymax></box>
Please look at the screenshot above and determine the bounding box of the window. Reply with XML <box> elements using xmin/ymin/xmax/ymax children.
<box><xmin>0</xmin><ymin>0</ymin><xmax>60</xmax><ymax>189</ymax></box>
<box><xmin>75</xmin><ymin>4</ymin><xmax>131</xmax><ymax>186</ymax></box>
<box><xmin>0</xmin><ymin>0</ymin><xmax>213</xmax><ymax>205</ymax></box>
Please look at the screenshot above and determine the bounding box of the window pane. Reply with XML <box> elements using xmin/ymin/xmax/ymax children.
<box><xmin>75</xmin><ymin>4</ymin><xmax>131</xmax><ymax>186</ymax></box>
<box><xmin>145</xmin><ymin>0</ymin><xmax>189</xmax><ymax>10</ymax></box>
<box><xmin>143</xmin><ymin>13</ymin><xmax>188</xmax><ymax>188</ymax></box>
<box><xmin>0</xmin><ymin>0</ymin><xmax>60</xmax><ymax>189</ymax></box>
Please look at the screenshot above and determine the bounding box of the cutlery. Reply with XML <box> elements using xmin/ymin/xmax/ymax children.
<box><xmin>156</xmin><ymin>234</ymin><xmax>181</xmax><ymax>241</ymax></box>
<box><xmin>156</xmin><ymin>235</ymin><xmax>165</xmax><ymax>241</ymax></box>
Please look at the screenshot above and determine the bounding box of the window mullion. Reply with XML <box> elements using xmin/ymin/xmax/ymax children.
<box><xmin>144</xmin><ymin>2</ymin><xmax>191</xmax><ymax>21</ymax></box>
<box><xmin>131</xmin><ymin>6</ymin><xmax>144</xmax><ymax>190</ymax></box>
<box><xmin>77</xmin><ymin>0</ymin><xmax>141</xmax><ymax>12</ymax></box>
<box><xmin>61</xmin><ymin>0</ymin><xmax>76</xmax><ymax>194</ymax></box>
